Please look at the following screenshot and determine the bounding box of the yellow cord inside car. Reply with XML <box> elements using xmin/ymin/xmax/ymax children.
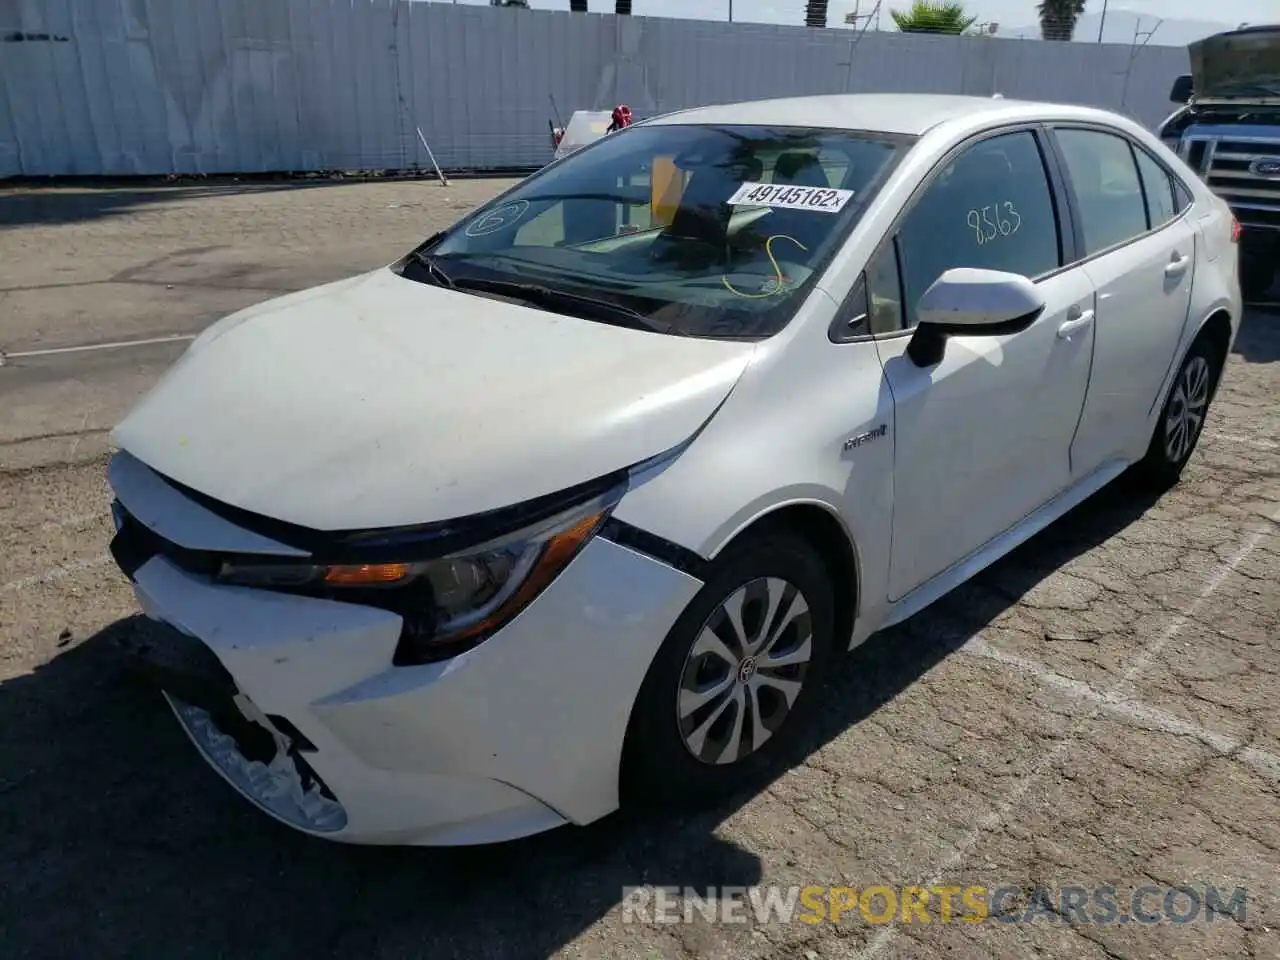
<box><xmin>721</xmin><ymin>234</ymin><xmax>807</xmax><ymax>299</ymax></box>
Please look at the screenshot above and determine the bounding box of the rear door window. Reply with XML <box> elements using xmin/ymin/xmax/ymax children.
<box><xmin>1133</xmin><ymin>147</ymin><xmax>1178</xmax><ymax>229</ymax></box>
<box><xmin>1054</xmin><ymin>128</ymin><xmax>1149</xmax><ymax>254</ymax></box>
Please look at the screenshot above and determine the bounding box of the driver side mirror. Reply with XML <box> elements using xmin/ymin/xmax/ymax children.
<box><xmin>906</xmin><ymin>268</ymin><xmax>1045</xmax><ymax>367</ymax></box>
<box><xmin>1169</xmin><ymin>74</ymin><xmax>1193</xmax><ymax>104</ymax></box>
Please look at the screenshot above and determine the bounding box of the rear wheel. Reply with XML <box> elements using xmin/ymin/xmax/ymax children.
<box><xmin>1132</xmin><ymin>334</ymin><xmax>1222</xmax><ymax>489</ymax></box>
<box><xmin>622</xmin><ymin>529</ymin><xmax>835</xmax><ymax>805</ymax></box>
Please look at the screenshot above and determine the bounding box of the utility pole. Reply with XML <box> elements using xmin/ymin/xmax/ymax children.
<box><xmin>838</xmin><ymin>0</ymin><xmax>880</xmax><ymax>92</ymax></box>
<box><xmin>1096</xmin><ymin>0</ymin><xmax>1108</xmax><ymax>42</ymax></box>
<box><xmin>1120</xmin><ymin>16</ymin><xmax>1162</xmax><ymax>109</ymax></box>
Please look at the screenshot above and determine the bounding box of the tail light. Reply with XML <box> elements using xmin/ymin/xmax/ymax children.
<box><xmin>1230</xmin><ymin>216</ymin><xmax>1242</xmax><ymax>243</ymax></box>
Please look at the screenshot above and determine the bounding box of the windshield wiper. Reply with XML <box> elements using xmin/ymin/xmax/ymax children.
<box><xmin>450</xmin><ymin>277</ymin><xmax>663</xmax><ymax>331</ymax></box>
<box><xmin>407</xmin><ymin>249</ymin><xmax>456</xmax><ymax>290</ymax></box>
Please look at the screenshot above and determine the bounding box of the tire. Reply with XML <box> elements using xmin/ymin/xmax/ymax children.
<box><xmin>1132</xmin><ymin>334</ymin><xmax>1222</xmax><ymax>490</ymax></box>
<box><xmin>621</xmin><ymin>528</ymin><xmax>835</xmax><ymax>806</ymax></box>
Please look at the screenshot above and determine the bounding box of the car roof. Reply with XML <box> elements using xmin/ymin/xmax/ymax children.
<box><xmin>644</xmin><ymin>93</ymin><xmax>1128</xmax><ymax>138</ymax></box>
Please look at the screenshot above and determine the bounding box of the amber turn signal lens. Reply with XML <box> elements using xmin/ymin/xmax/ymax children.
<box><xmin>322</xmin><ymin>562</ymin><xmax>413</xmax><ymax>585</ymax></box>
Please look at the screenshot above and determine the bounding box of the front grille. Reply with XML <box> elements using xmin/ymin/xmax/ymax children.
<box><xmin>1186</xmin><ymin>135</ymin><xmax>1280</xmax><ymax>229</ymax></box>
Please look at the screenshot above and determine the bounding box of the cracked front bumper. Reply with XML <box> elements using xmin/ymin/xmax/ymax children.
<box><xmin>166</xmin><ymin>692</ymin><xmax>350</xmax><ymax>833</ymax></box>
<box><xmin>119</xmin><ymin>534</ymin><xmax>702</xmax><ymax>846</ymax></box>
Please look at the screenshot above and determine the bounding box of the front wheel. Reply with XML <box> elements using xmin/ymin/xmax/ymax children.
<box><xmin>621</xmin><ymin>529</ymin><xmax>835</xmax><ymax>805</ymax></box>
<box><xmin>1132</xmin><ymin>335</ymin><xmax>1222</xmax><ymax>489</ymax></box>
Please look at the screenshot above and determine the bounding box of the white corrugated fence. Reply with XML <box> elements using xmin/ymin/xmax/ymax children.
<box><xmin>0</xmin><ymin>0</ymin><xmax>1188</xmax><ymax>178</ymax></box>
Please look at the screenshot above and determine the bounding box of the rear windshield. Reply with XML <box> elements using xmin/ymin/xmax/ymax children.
<box><xmin>406</xmin><ymin>123</ymin><xmax>910</xmax><ymax>339</ymax></box>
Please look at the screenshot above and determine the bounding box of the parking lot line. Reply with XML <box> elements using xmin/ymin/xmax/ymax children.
<box><xmin>0</xmin><ymin>552</ymin><xmax>112</xmax><ymax>593</ymax></box>
<box><xmin>854</xmin><ymin>508</ymin><xmax>1279</xmax><ymax>959</ymax></box>
<box><xmin>962</xmin><ymin>639</ymin><xmax>1280</xmax><ymax>782</ymax></box>
<box><xmin>1213</xmin><ymin>433</ymin><xmax>1280</xmax><ymax>451</ymax></box>
<box><xmin>0</xmin><ymin>334</ymin><xmax>195</xmax><ymax>363</ymax></box>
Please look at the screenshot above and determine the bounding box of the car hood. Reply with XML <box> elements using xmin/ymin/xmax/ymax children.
<box><xmin>112</xmin><ymin>268</ymin><xmax>756</xmax><ymax>531</ymax></box>
<box><xmin>1191</xmin><ymin>28</ymin><xmax>1280</xmax><ymax>101</ymax></box>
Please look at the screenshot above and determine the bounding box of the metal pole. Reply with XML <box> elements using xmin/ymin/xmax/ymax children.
<box><xmin>416</xmin><ymin>126</ymin><xmax>450</xmax><ymax>187</ymax></box>
<box><xmin>728</xmin><ymin>0</ymin><xmax>733</xmax><ymax>22</ymax></box>
<box><xmin>1096</xmin><ymin>0</ymin><xmax>1108</xmax><ymax>42</ymax></box>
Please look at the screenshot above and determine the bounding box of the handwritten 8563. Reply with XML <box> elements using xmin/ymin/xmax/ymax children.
<box><xmin>967</xmin><ymin>202</ymin><xmax>1022</xmax><ymax>245</ymax></box>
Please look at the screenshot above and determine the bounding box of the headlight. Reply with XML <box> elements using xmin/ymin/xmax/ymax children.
<box><xmin>216</xmin><ymin>491</ymin><xmax>618</xmax><ymax>663</ymax></box>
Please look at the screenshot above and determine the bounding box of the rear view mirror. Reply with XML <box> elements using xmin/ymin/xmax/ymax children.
<box><xmin>907</xmin><ymin>268</ymin><xmax>1045</xmax><ymax>367</ymax></box>
<box><xmin>1169</xmin><ymin>74</ymin><xmax>1193</xmax><ymax>104</ymax></box>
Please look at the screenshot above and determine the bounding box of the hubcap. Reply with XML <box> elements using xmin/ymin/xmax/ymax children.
<box><xmin>1164</xmin><ymin>355</ymin><xmax>1211</xmax><ymax>463</ymax></box>
<box><xmin>676</xmin><ymin>577</ymin><xmax>814</xmax><ymax>765</ymax></box>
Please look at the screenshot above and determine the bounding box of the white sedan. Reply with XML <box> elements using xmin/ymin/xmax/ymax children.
<box><xmin>107</xmin><ymin>93</ymin><xmax>1241</xmax><ymax>846</ymax></box>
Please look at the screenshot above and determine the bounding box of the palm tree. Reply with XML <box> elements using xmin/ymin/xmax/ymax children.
<box><xmin>805</xmin><ymin>0</ymin><xmax>829</xmax><ymax>28</ymax></box>
<box><xmin>569</xmin><ymin>0</ymin><xmax>587</xmax><ymax>11</ymax></box>
<box><xmin>890</xmin><ymin>1</ymin><xmax>977</xmax><ymax>34</ymax></box>
<box><xmin>616</xmin><ymin>0</ymin><xmax>632</xmax><ymax>12</ymax></box>
<box><xmin>1037</xmin><ymin>0</ymin><xmax>1086</xmax><ymax>41</ymax></box>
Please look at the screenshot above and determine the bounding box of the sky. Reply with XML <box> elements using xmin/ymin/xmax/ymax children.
<box><xmin>469</xmin><ymin>0</ymin><xmax>1275</xmax><ymax>43</ymax></box>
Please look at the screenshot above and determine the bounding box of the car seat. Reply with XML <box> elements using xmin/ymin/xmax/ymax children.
<box><xmin>774</xmin><ymin>151</ymin><xmax>829</xmax><ymax>189</ymax></box>
<box><xmin>652</xmin><ymin>157</ymin><xmax>763</xmax><ymax>265</ymax></box>
<box><xmin>764</xmin><ymin>151</ymin><xmax>834</xmax><ymax>257</ymax></box>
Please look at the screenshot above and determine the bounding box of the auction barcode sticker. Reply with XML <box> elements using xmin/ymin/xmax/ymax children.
<box><xmin>727</xmin><ymin>182</ymin><xmax>854</xmax><ymax>213</ymax></box>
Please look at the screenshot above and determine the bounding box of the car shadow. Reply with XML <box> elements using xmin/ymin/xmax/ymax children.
<box><xmin>0</xmin><ymin>180</ymin><xmax>375</xmax><ymax>229</ymax></box>
<box><xmin>0</xmin><ymin>478</ymin><xmax>1162</xmax><ymax>958</ymax></box>
<box><xmin>1233</xmin><ymin>305</ymin><xmax>1280</xmax><ymax>364</ymax></box>
<box><xmin>0</xmin><ymin>171</ymin><xmax>532</xmax><ymax>230</ymax></box>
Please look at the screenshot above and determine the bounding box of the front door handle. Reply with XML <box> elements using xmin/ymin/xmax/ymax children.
<box><xmin>1165</xmin><ymin>252</ymin><xmax>1190</xmax><ymax>277</ymax></box>
<box><xmin>1057</xmin><ymin>309</ymin><xmax>1095</xmax><ymax>339</ymax></box>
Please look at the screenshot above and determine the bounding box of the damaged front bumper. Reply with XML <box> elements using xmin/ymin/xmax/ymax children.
<box><xmin>167</xmin><ymin>694</ymin><xmax>349</xmax><ymax>834</ymax></box>
<box><xmin>115</xmin><ymin>607</ymin><xmax>348</xmax><ymax>834</ymax></box>
<box><xmin>106</xmin><ymin>452</ymin><xmax>703</xmax><ymax>846</ymax></box>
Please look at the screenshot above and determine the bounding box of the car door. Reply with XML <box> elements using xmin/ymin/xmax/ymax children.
<box><xmin>1048</xmin><ymin>127</ymin><xmax>1198</xmax><ymax>476</ymax></box>
<box><xmin>867</xmin><ymin>128</ymin><xmax>1098</xmax><ymax>601</ymax></box>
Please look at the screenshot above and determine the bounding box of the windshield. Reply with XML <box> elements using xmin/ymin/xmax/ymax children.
<box><xmin>403</xmin><ymin>123</ymin><xmax>910</xmax><ymax>339</ymax></box>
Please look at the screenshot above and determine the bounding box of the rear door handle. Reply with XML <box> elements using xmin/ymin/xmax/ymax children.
<box><xmin>1057</xmin><ymin>309</ymin><xmax>1095</xmax><ymax>339</ymax></box>
<box><xmin>1165</xmin><ymin>253</ymin><xmax>1190</xmax><ymax>277</ymax></box>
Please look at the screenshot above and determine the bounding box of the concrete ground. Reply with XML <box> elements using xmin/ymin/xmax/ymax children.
<box><xmin>1</xmin><ymin>180</ymin><xmax>1277</xmax><ymax>960</ymax></box>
